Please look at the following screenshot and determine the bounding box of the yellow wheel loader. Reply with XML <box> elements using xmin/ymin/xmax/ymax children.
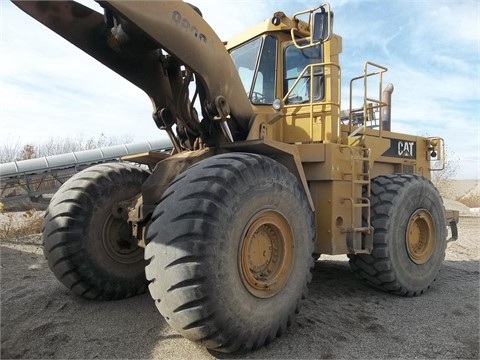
<box><xmin>12</xmin><ymin>1</ymin><xmax>459</xmax><ymax>353</ymax></box>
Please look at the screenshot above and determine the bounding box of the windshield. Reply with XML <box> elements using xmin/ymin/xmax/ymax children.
<box><xmin>230</xmin><ymin>35</ymin><xmax>277</xmax><ymax>105</ymax></box>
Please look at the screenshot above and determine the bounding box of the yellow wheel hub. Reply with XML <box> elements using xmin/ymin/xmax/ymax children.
<box><xmin>406</xmin><ymin>209</ymin><xmax>436</xmax><ymax>264</ymax></box>
<box><xmin>239</xmin><ymin>210</ymin><xmax>294</xmax><ymax>298</ymax></box>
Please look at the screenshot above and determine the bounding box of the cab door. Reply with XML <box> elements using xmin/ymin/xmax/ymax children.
<box><xmin>282</xmin><ymin>42</ymin><xmax>326</xmax><ymax>143</ymax></box>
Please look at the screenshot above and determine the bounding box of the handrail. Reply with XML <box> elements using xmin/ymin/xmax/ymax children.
<box><xmin>282</xmin><ymin>61</ymin><xmax>341</xmax><ymax>140</ymax></box>
<box><xmin>348</xmin><ymin>61</ymin><xmax>388</xmax><ymax>137</ymax></box>
<box><xmin>283</xmin><ymin>61</ymin><xmax>341</xmax><ymax>108</ymax></box>
<box><xmin>291</xmin><ymin>3</ymin><xmax>332</xmax><ymax>49</ymax></box>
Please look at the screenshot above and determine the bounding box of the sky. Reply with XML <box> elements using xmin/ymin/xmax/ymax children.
<box><xmin>1</xmin><ymin>0</ymin><xmax>479</xmax><ymax>179</ymax></box>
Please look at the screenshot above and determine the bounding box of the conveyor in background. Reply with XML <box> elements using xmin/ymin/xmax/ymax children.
<box><xmin>0</xmin><ymin>139</ymin><xmax>172</xmax><ymax>210</ymax></box>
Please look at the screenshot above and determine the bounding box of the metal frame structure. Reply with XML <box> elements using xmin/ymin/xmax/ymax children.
<box><xmin>0</xmin><ymin>139</ymin><xmax>172</xmax><ymax>209</ymax></box>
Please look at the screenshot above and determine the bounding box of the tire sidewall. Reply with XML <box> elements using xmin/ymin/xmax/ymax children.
<box><xmin>82</xmin><ymin>172</ymin><xmax>147</xmax><ymax>278</ymax></box>
<box><xmin>210</xmin><ymin>176</ymin><xmax>313</xmax><ymax>328</ymax></box>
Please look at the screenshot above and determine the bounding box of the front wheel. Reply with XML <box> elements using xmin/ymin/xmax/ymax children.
<box><xmin>348</xmin><ymin>174</ymin><xmax>447</xmax><ymax>296</ymax></box>
<box><xmin>43</xmin><ymin>163</ymin><xmax>150</xmax><ymax>300</ymax></box>
<box><xmin>145</xmin><ymin>153</ymin><xmax>315</xmax><ymax>352</ymax></box>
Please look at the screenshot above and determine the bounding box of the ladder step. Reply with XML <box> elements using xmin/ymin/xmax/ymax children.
<box><xmin>343</xmin><ymin>144</ymin><xmax>372</xmax><ymax>242</ymax></box>
<box><xmin>345</xmin><ymin>226</ymin><xmax>371</xmax><ymax>233</ymax></box>
<box><xmin>352</xmin><ymin>204</ymin><xmax>369</xmax><ymax>208</ymax></box>
<box><xmin>353</xmin><ymin>227</ymin><xmax>371</xmax><ymax>232</ymax></box>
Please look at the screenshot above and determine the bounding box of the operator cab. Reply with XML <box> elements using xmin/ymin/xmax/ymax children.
<box><xmin>226</xmin><ymin>3</ymin><xmax>341</xmax><ymax>144</ymax></box>
<box><xmin>228</xmin><ymin>3</ymin><xmax>330</xmax><ymax>110</ymax></box>
<box><xmin>229</xmin><ymin>35</ymin><xmax>324</xmax><ymax>107</ymax></box>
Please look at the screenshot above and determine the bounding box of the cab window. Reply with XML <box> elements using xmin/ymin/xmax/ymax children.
<box><xmin>230</xmin><ymin>35</ymin><xmax>277</xmax><ymax>105</ymax></box>
<box><xmin>284</xmin><ymin>44</ymin><xmax>324</xmax><ymax>104</ymax></box>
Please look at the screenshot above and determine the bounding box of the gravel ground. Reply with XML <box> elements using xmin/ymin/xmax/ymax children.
<box><xmin>1</xmin><ymin>216</ymin><xmax>479</xmax><ymax>359</ymax></box>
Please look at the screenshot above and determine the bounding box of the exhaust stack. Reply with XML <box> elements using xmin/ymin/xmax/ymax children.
<box><xmin>381</xmin><ymin>83</ymin><xmax>394</xmax><ymax>131</ymax></box>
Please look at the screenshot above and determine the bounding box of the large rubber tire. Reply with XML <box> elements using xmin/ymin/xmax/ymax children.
<box><xmin>145</xmin><ymin>153</ymin><xmax>315</xmax><ymax>352</ymax></box>
<box><xmin>43</xmin><ymin>163</ymin><xmax>150</xmax><ymax>300</ymax></box>
<box><xmin>348</xmin><ymin>174</ymin><xmax>447</xmax><ymax>296</ymax></box>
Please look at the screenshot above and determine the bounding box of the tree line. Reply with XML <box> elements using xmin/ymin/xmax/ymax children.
<box><xmin>0</xmin><ymin>134</ymin><xmax>133</xmax><ymax>163</ymax></box>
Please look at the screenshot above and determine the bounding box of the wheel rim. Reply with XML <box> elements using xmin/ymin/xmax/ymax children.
<box><xmin>239</xmin><ymin>210</ymin><xmax>294</xmax><ymax>298</ymax></box>
<box><xmin>406</xmin><ymin>209</ymin><xmax>436</xmax><ymax>264</ymax></box>
<box><xmin>102</xmin><ymin>214</ymin><xmax>143</xmax><ymax>264</ymax></box>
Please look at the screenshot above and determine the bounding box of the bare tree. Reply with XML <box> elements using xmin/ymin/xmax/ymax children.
<box><xmin>0</xmin><ymin>137</ymin><xmax>22</xmax><ymax>163</ymax></box>
<box><xmin>20</xmin><ymin>144</ymin><xmax>36</xmax><ymax>160</ymax></box>
<box><xmin>430</xmin><ymin>146</ymin><xmax>459</xmax><ymax>199</ymax></box>
<box><xmin>35</xmin><ymin>134</ymin><xmax>134</xmax><ymax>157</ymax></box>
<box><xmin>36</xmin><ymin>135</ymin><xmax>94</xmax><ymax>157</ymax></box>
<box><xmin>0</xmin><ymin>134</ymin><xmax>134</xmax><ymax>163</ymax></box>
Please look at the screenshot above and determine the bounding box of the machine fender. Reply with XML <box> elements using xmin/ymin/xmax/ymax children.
<box><xmin>141</xmin><ymin>140</ymin><xmax>314</xmax><ymax>214</ymax></box>
<box><xmin>221</xmin><ymin>139</ymin><xmax>315</xmax><ymax>211</ymax></box>
<box><xmin>141</xmin><ymin>147</ymin><xmax>227</xmax><ymax>208</ymax></box>
<box><xmin>136</xmin><ymin>140</ymin><xmax>314</xmax><ymax>226</ymax></box>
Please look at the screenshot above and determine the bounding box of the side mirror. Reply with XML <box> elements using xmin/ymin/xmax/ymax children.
<box><xmin>312</xmin><ymin>10</ymin><xmax>332</xmax><ymax>42</ymax></box>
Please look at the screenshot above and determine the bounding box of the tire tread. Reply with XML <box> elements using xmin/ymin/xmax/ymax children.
<box><xmin>145</xmin><ymin>152</ymin><xmax>315</xmax><ymax>352</ymax></box>
<box><xmin>43</xmin><ymin>163</ymin><xmax>149</xmax><ymax>300</ymax></box>
<box><xmin>349</xmin><ymin>174</ymin><xmax>446</xmax><ymax>296</ymax></box>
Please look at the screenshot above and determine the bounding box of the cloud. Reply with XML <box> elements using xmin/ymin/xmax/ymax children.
<box><xmin>333</xmin><ymin>0</ymin><xmax>479</xmax><ymax>179</ymax></box>
<box><xmin>416</xmin><ymin>1</ymin><xmax>480</xmax><ymax>44</ymax></box>
<box><xmin>1</xmin><ymin>1</ymin><xmax>158</xmax><ymax>143</ymax></box>
<box><xmin>1</xmin><ymin>0</ymin><xmax>478</xmax><ymax>179</ymax></box>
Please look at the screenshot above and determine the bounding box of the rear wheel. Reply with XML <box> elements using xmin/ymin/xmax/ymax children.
<box><xmin>145</xmin><ymin>153</ymin><xmax>315</xmax><ymax>352</ymax></box>
<box><xmin>348</xmin><ymin>174</ymin><xmax>447</xmax><ymax>296</ymax></box>
<box><xmin>43</xmin><ymin>163</ymin><xmax>150</xmax><ymax>300</ymax></box>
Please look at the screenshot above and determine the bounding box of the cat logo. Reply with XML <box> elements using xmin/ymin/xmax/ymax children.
<box><xmin>398</xmin><ymin>141</ymin><xmax>415</xmax><ymax>157</ymax></box>
<box><xmin>382</xmin><ymin>139</ymin><xmax>416</xmax><ymax>159</ymax></box>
